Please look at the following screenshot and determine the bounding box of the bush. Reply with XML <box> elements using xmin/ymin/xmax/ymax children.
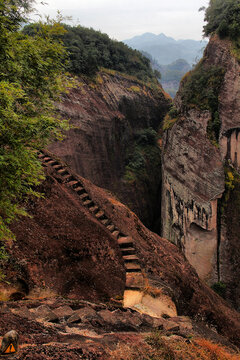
<box><xmin>203</xmin><ymin>0</ymin><xmax>240</xmax><ymax>40</ymax></box>
<box><xmin>135</xmin><ymin>128</ymin><xmax>158</xmax><ymax>146</ymax></box>
<box><xmin>0</xmin><ymin>3</ymin><xmax>69</xmax><ymax>240</ymax></box>
<box><xmin>211</xmin><ymin>281</ymin><xmax>227</xmax><ymax>297</ymax></box>
<box><xmin>180</xmin><ymin>63</ymin><xmax>225</xmax><ymax>143</ymax></box>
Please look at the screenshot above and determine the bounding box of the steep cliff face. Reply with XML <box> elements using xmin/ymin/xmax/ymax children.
<box><xmin>49</xmin><ymin>70</ymin><xmax>170</xmax><ymax>231</ymax></box>
<box><xmin>162</xmin><ymin>35</ymin><xmax>240</xmax><ymax>308</ymax></box>
<box><xmin>4</xmin><ymin>155</ymin><xmax>240</xmax><ymax>347</ymax></box>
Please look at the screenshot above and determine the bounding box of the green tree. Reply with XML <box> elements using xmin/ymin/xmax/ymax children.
<box><xmin>203</xmin><ymin>0</ymin><xmax>240</xmax><ymax>39</ymax></box>
<box><xmin>24</xmin><ymin>23</ymin><xmax>159</xmax><ymax>82</ymax></box>
<box><xmin>0</xmin><ymin>1</ymin><xmax>68</xmax><ymax>240</ymax></box>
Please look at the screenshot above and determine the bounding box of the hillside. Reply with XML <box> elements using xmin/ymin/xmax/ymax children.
<box><xmin>23</xmin><ymin>24</ymin><xmax>159</xmax><ymax>84</ymax></box>
<box><xmin>124</xmin><ymin>32</ymin><xmax>207</xmax><ymax>65</ymax></box>
<box><xmin>143</xmin><ymin>53</ymin><xmax>192</xmax><ymax>97</ymax></box>
<box><xmin>2</xmin><ymin>152</ymin><xmax>240</xmax><ymax>352</ymax></box>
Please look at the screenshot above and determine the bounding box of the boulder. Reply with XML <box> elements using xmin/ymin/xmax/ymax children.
<box><xmin>53</xmin><ymin>305</ymin><xmax>74</xmax><ymax>320</ymax></box>
<box><xmin>31</xmin><ymin>305</ymin><xmax>59</xmax><ymax>322</ymax></box>
<box><xmin>67</xmin><ymin>307</ymin><xmax>96</xmax><ymax>324</ymax></box>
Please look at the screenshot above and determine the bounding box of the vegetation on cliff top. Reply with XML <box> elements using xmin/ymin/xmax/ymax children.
<box><xmin>203</xmin><ymin>0</ymin><xmax>240</xmax><ymax>40</ymax></box>
<box><xmin>0</xmin><ymin>1</ymin><xmax>69</xmax><ymax>240</ymax></box>
<box><xmin>23</xmin><ymin>23</ymin><xmax>159</xmax><ymax>84</ymax></box>
<box><xmin>179</xmin><ymin>62</ymin><xmax>225</xmax><ymax>144</ymax></box>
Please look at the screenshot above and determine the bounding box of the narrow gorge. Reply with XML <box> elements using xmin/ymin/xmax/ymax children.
<box><xmin>45</xmin><ymin>34</ymin><xmax>240</xmax><ymax>312</ymax></box>
<box><xmin>1</xmin><ymin>1</ymin><xmax>240</xmax><ymax>356</ymax></box>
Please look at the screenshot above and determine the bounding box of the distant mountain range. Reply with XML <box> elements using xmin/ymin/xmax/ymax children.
<box><xmin>123</xmin><ymin>32</ymin><xmax>207</xmax><ymax>65</ymax></box>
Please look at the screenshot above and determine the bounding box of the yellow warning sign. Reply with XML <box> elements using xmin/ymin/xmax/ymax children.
<box><xmin>3</xmin><ymin>343</ymin><xmax>16</xmax><ymax>354</ymax></box>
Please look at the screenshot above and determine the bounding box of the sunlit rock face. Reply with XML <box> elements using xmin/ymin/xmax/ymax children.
<box><xmin>162</xmin><ymin>35</ymin><xmax>240</xmax><ymax>309</ymax></box>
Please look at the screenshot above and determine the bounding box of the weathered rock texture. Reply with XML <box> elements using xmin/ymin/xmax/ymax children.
<box><xmin>0</xmin><ymin>297</ymin><xmax>238</xmax><ymax>359</ymax></box>
<box><xmin>49</xmin><ymin>70</ymin><xmax>170</xmax><ymax>231</ymax></box>
<box><xmin>162</xmin><ymin>35</ymin><xmax>240</xmax><ymax>309</ymax></box>
<box><xmin>9</xmin><ymin>165</ymin><xmax>126</xmax><ymax>302</ymax></box>
<box><xmin>5</xmin><ymin>156</ymin><xmax>240</xmax><ymax>347</ymax></box>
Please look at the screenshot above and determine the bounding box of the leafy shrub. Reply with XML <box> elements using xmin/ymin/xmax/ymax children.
<box><xmin>220</xmin><ymin>166</ymin><xmax>240</xmax><ymax>213</ymax></box>
<box><xmin>180</xmin><ymin>63</ymin><xmax>225</xmax><ymax>143</ymax></box>
<box><xmin>163</xmin><ymin>106</ymin><xmax>179</xmax><ymax>131</ymax></box>
<box><xmin>0</xmin><ymin>3</ymin><xmax>69</xmax><ymax>240</ymax></box>
<box><xmin>124</xmin><ymin>129</ymin><xmax>161</xmax><ymax>185</ymax></box>
<box><xmin>125</xmin><ymin>148</ymin><xmax>146</xmax><ymax>171</ymax></box>
<box><xmin>211</xmin><ymin>281</ymin><xmax>227</xmax><ymax>297</ymax></box>
<box><xmin>135</xmin><ymin>128</ymin><xmax>158</xmax><ymax>146</ymax></box>
<box><xmin>168</xmin><ymin>106</ymin><xmax>179</xmax><ymax>118</ymax></box>
<box><xmin>203</xmin><ymin>0</ymin><xmax>240</xmax><ymax>40</ymax></box>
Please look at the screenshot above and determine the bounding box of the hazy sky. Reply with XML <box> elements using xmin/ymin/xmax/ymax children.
<box><xmin>34</xmin><ymin>0</ymin><xmax>210</xmax><ymax>41</ymax></box>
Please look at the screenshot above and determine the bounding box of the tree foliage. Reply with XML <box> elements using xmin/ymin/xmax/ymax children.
<box><xmin>180</xmin><ymin>62</ymin><xmax>225</xmax><ymax>143</ymax></box>
<box><xmin>0</xmin><ymin>1</ymin><xmax>68</xmax><ymax>240</ymax></box>
<box><xmin>203</xmin><ymin>0</ymin><xmax>240</xmax><ymax>39</ymax></box>
<box><xmin>24</xmin><ymin>24</ymin><xmax>158</xmax><ymax>83</ymax></box>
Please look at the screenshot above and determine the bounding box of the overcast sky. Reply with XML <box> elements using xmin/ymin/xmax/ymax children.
<box><xmin>34</xmin><ymin>0</ymin><xmax>210</xmax><ymax>41</ymax></box>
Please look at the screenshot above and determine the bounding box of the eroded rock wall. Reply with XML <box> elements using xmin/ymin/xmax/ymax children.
<box><xmin>162</xmin><ymin>35</ymin><xmax>240</xmax><ymax>303</ymax></box>
<box><xmin>49</xmin><ymin>71</ymin><xmax>170</xmax><ymax>231</ymax></box>
<box><xmin>162</xmin><ymin>108</ymin><xmax>224</xmax><ymax>283</ymax></box>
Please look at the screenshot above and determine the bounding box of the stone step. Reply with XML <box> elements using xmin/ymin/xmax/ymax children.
<box><xmin>62</xmin><ymin>174</ymin><xmax>74</xmax><ymax>182</ymax></box>
<box><xmin>125</xmin><ymin>273</ymin><xmax>145</xmax><ymax>289</ymax></box>
<box><xmin>122</xmin><ymin>254</ymin><xmax>139</xmax><ymax>263</ymax></box>
<box><xmin>100</xmin><ymin>218</ymin><xmax>110</xmax><ymax>226</ymax></box>
<box><xmin>125</xmin><ymin>263</ymin><xmax>141</xmax><ymax>273</ymax></box>
<box><xmin>112</xmin><ymin>230</ymin><xmax>120</xmax><ymax>238</ymax></box>
<box><xmin>68</xmin><ymin>180</ymin><xmax>80</xmax><ymax>188</ymax></box>
<box><xmin>53</xmin><ymin>164</ymin><xmax>62</xmax><ymax>170</ymax></box>
<box><xmin>121</xmin><ymin>247</ymin><xmax>135</xmax><ymax>256</ymax></box>
<box><xmin>47</xmin><ymin>160</ymin><xmax>59</xmax><ymax>166</ymax></box>
<box><xmin>74</xmin><ymin>186</ymin><xmax>85</xmax><ymax>195</ymax></box>
<box><xmin>43</xmin><ymin>157</ymin><xmax>52</xmax><ymax>162</ymax></box>
<box><xmin>79</xmin><ymin>193</ymin><xmax>89</xmax><ymax>201</ymax></box>
<box><xmin>38</xmin><ymin>153</ymin><xmax>45</xmax><ymax>159</ymax></box>
<box><xmin>118</xmin><ymin>237</ymin><xmax>134</xmax><ymax>248</ymax></box>
<box><xmin>107</xmin><ymin>224</ymin><xmax>115</xmax><ymax>232</ymax></box>
<box><xmin>83</xmin><ymin>200</ymin><xmax>94</xmax><ymax>208</ymax></box>
<box><xmin>95</xmin><ymin>210</ymin><xmax>105</xmax><ymax>219</ymax></box>
<box><xmin>57</xmin><ymin>169</ymin><xmax>69</xmax><ymax>176</ymax></box>
<box><xmin>89</xmin><ymin>205</ymin><xmax>99</xmax><ymax>214</ymax></box>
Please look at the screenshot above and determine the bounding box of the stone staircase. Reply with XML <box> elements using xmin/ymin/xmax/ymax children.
<box><xmin>38</xmin><ymin>152</ymin><xmax>146</xmax><ymax>294</ymax></box>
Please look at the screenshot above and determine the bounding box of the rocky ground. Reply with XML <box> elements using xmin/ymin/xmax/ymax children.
<box><xmin>0</xmin><ymin>297</ymin><xmax>239</xmax><ymax>359</ymax></box>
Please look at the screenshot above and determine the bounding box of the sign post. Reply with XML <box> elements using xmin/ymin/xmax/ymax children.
<box><xmin>0</xmin><ymin>331</ymin><xmax>19</xmax><ymax>356</ymax></box>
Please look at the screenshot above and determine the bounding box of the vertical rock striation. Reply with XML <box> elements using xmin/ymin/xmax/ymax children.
<box><xmin>49</xmin><ymin>70</ymin><xmax>170</xmax><ymax>231</ymax></box>
<box><xmin>162</xmin><ymin>35</ymin><xmax>240</xmax><ymax>309</ymax></box>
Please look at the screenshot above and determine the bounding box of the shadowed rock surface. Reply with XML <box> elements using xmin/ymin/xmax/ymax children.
<box><xmin>3</xmin><ymin>159</ymin><xmax>240</xmax><ymax>348</ymax></box>
<box><xmin>48</xmin><ymin>70</ymin><xmax>170</xmax><ymax>231</ymax></box>
<box><xmin>162</xmin><ymin>35</ymin><xmax>240</xmax><ymax>309</ymax></box>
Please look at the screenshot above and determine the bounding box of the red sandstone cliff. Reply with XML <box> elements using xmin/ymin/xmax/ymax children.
<box><xmin>3</xmin><ymin>153</ymin><xmax>240</xmax><ymax>347</ymax></box>
<box><xmin>162</xmin><ymin>35</ymin><xmax>240</xmax><ymax>310</ymax></box>
<box><xmin>48</xmin><ymin>70</ymin><xmax>170</xmax><ymax>232</ymax></box>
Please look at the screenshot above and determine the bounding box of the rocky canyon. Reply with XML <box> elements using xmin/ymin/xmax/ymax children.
<box><xmin>1</xmin><ymin>6</ymin><xmax>240</xmax><ymax>358</ymax></box>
